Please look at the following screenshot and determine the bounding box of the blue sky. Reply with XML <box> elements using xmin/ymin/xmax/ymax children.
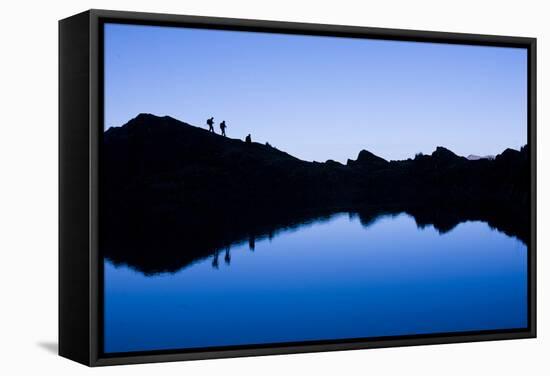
<box><xmin>104</xmin><ymin>23</ymin><xmax>527</xmax><ymax>162</ymax></box>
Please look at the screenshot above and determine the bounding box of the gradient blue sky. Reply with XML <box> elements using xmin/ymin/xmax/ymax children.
<box><xmin>104</xmin><ymin>23</ymin><xmax>527</xmax><ymax>162</ymax></box>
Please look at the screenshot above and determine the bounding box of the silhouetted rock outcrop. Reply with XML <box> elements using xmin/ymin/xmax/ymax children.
<box><xmin>347</xmin><ymin>150</ymin><xmax>389</xmax><ymax>170</ymax></box>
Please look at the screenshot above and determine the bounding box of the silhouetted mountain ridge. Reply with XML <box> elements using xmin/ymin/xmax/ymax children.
<box><xmin>101</xmin><ymin>114</ymin><xmax>530</xmax><ymax>273</ymax></box>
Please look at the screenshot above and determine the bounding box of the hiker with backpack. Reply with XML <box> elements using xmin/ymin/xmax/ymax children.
<box><xmin>206</xmin><ymin>117</ymin><xmax>215</xmax><ymax>133</ymax></box>
<box><xmin>220</xmin><ymin>120</ymin><xmax>227</xmax><ymax>137</ymax></box>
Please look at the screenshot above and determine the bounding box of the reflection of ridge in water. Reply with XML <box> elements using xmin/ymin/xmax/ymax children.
<box><xmin>208</xmin><ymin>212</ymin><xmax>349</xmax><ymax>270</ymax></box>
<box><xmin>206</xmin><ymin>211</ymin><xmax>526</xmax><ymax>272</ymax></box>
<box><xmin>104</xmin><ymin>205</ymin><xmax>527</xmax><ymax>276</ymax></box>
<box><xmin>103</xmin><ymin>210</ymin><xmax>528</xmax><ymax>353</ymax></box>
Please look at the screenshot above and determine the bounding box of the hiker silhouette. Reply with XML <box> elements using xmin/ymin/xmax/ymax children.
<box><xmin>220</xmin><ymin>120</ymin><xmax>227</xmax><ymax>137</ymax></box>
<box><xmin>206</xmin><ymin>117</ymin><xmax>215</xmax><ymax>133</ymax></box>
<box><xmin>245</xmin><ymin>134</ymin><xmax>252</xmax><ymax>144</ymax></box>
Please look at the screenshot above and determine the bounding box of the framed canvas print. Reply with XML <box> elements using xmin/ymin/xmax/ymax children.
<box><xmin>59</xmin><ymin>9</ymin><xmax>537</xmax><ymax>366</ymax></box>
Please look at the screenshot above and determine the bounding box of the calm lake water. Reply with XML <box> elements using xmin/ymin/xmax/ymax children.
<box><xmin>104</xmin><ymin>212</ymin><xmax>527</xmax><ymax>353</ymax></box>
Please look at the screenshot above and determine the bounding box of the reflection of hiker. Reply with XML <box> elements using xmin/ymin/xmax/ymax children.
<box><xmin>212</xmin><ymin>250</ymin><xmax>219</xmax><ymax>269</ymax></box>
<box><xmin>224</xmin><ymin>246</ymin><xmax>231</xmax><ymax>265</ymax></box>
<box><xmin>206</xmin><ymin>117</ymin><xmax>215</xmax><ymax>133</ymax></box>
<box><xmin>220</xmin><ymin>120</ymin><xmax>227</xmax><ymax>137</ymax></box>
<box><xmin>245</xmin><ymin>134</ymin><xmax>252</xmax><ymax>144</ymax></box>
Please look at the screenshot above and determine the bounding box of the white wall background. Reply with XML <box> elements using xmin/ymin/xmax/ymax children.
<box><xmin>0</xmin><ymin>0</ymin><xmax>547</xmax><ymax>374</ymax></box>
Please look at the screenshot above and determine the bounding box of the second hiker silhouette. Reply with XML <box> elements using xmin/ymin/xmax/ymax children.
<box><xmin>220</xmin><ymin>121</ymin><xmax>227</xmax><ymax>137</ymax></box>
<box><xmin>206</xmin><ymin>117</ymin><xmax>215</xmax><ymax>133</ymax></box>
<box><xmin>245</xmin><ymin>134</ymin><xmax>252</xmax><ymax>144</ymax></box>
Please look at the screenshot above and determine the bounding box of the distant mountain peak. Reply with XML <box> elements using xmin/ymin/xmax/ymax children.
<box><xmin>433</xmin><ymin>146</ymin><xmax>455</xmax><ymax>156</ymax></box>
<box><xmin>501</xmin><ymin>148</ymin><xmax>520</xmax><ymax>155</ymax></box>
<box><xmin>346</xmin><ymin>149</ymin><xmax>388</xmax><ymax>168</ymax></box>
<box><xmin>431</xmin><ymin>146</ymin><xmax>465</xmax><ymax>161</ymax></box>
<box><xmin>135</xmin><ymin>112</ymin><xmax>158</xmax><ymax>120</ymax></box>
<box><xmin>357</xmin><ymin>150</ymin><xmax>388</xmax><ymax>163</ymax></box>
<box><xmin>122</xmin><ymin>113</ymin><xmax>178</xmax><ymax>128</ymax></box>
<box><xmin>467</xmin><ymin>154</ymin><xmax>495</xmax><ymax>161</ymax></box>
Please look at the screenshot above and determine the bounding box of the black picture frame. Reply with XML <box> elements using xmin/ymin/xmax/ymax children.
<box><xmin>59</xmin><ymin>9</ymin><xmax>537</xmax><ymax>367</ymax></box>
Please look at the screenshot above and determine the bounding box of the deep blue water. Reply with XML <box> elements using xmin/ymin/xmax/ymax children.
<box><xmin>103</xmin><ymin>212</ymin><xmax>527</xmax><ymax>353</ymax></box>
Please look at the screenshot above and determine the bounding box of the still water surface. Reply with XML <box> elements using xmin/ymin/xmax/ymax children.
<box><xmin>104</xmin><ymin>212</ymin><xmax>527</xmax><ymax>353</ymax></box>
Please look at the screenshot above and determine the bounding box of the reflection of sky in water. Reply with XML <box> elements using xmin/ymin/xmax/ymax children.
<box><xmin>104</xmin><ymin>213</ymin><xmax>527</xmax><ymax>353</ymax></box>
